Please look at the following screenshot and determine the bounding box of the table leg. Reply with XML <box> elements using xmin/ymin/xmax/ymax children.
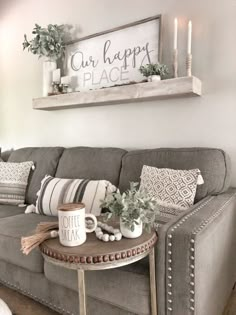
<box><xmin>78</xmin><ymin>270</ymin><xmax>87</xmax><ymax>315</ymax></box>
<box><xmin>149</xmin><ymin>247</ymin><xmax>158</xmax><ymax>315</ymax></box>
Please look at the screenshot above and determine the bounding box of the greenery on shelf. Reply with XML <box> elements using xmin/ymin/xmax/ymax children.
<box><xmin>23</xmin><ymin>24</ymin><xmax>65</xmax><ymax>60</ymax></box>
<box><xmin>101</xmin><ymin>182</ymin><xmax>160</xmax><ymax>232</ymax></box>
<box><xmin>139</xmin><ymin>63</ymin><xmax>169</xmax><ymax>78</ymax></box>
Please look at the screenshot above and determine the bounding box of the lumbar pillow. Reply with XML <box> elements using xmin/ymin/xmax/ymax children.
<box><xmin>26</xmin><ymin>175</ymin><xmax>117</xmax><ymax>216</ymax></box>
<box><xmin>140</xmin><ymin>165</ymin><xmax>204</xmax><ymax>210</ymax></box>
<box><xmin>0</xmin><ymin>161</ymin><xmax>34</xmax><ymax>205</ymax></box>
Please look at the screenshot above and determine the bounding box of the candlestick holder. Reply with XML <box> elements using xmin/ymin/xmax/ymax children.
<box><xmin>173</xmin><ymin>49</ymin><xmax>178</xmax><ymax>78</ymax></box>
<box><xmin>186</xmin><ymin>53</ymin><xmax>192</xmax><ymax>77</ymax></box>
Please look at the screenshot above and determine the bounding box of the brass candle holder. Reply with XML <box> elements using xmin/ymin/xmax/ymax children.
<box><xmin>186</xmin><ymin>53</ymin><xmax>192</xmax><ymax>77</ymax></box>
<box><xmin>173</xmin><ymin>49</ymin><xmax>178</xmax><ymax>78</ymax></box>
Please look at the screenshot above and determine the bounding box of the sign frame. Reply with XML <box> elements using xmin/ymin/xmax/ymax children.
<box><xmin>64</xmin><ymin>15</ymin><xmax>162</xmax><ymax>91</ymax></box>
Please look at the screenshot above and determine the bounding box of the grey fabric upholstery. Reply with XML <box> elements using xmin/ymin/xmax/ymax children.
<box><xmin>0</xmin><ymin>146</ymin><xmax>234</xmax><ymax>315</ymax></box>
<box><xmin>0</xmin><ymin>205</ymin><xmax>26</xmax><ymax>218</ymax></box>
<box><xmin>1</xmin><ymin>149</ymin><xmax>13</xmax><ymax>162</ymax></box>
<box><xmin>0</xmin><ymin>260</ymin><xmax>136</xmax><ymax>315</ymax></box>
<box><xmin>55</xmin><ymin>147</ymin><xmax>127</xmax><ymax>187</ymax></box>
<box><xmin>0</xmin><ymin>214</ymin><xmax>57</xmax><ymax>273</ymax></box>
<box><xmin>44</xmin><ymin>257</ymin><xmax>150</xmax><ymax>315</ymax></box>
<box><xmin>8</xmin><ymin>147</ymin><xmax>64</xmax><ymax>204</ymax></box>
<box><xmin>157</xmin><ymin>189</ymin><xmax>236</xmax><ymax>315</ymax></box>
<box><xmin>119</xmin><ymin>148</ymin><xmax>231</xmax><ymax>202</ymax></box>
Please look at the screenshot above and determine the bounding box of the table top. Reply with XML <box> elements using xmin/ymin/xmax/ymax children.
<box><xmin>40</xmin><ymin>226</ymin><xmax>158</xmax><ymax>271</ymax></box>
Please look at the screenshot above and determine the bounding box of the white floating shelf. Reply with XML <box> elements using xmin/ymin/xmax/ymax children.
<box><xmin>33</xmin><ymin>76</ymin><xmax>202</xmax><ymax>111</ymax></box>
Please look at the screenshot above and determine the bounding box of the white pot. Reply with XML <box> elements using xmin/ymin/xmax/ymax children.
<box><xmin>43</xmin><ymin>60</ymin><xmax>57</xmax><ymax>97</ymax></box>
<box><xmin>0</xmin><ymin>299</ymin><xmax>12</xmax><ymax>315</ymax></box>
<box><xmin>148</xmin><ymin>75</ymin><xmax>161</xmax><ymax>82</ymax></box>
<box><xmin>120</xmin><ymin>217</ymin><xmax>143</xmax><ymax>239</ymax></box>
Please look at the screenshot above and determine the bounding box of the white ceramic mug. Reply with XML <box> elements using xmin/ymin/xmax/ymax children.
<box><xmin>58</xmin><ymin>203</ymin><xmax>97</xmax><ymax>247</ymax></box>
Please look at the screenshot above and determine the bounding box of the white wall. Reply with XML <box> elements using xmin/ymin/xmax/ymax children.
<box><xmin>0</xmin><ymin>0</ymin><xmax>236</xmax><ymax>181</ymax></box>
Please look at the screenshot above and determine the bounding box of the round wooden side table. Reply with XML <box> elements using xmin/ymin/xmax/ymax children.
<box><xmin>40</xmin><ymin>227</ymin><xmax>158</xmax><ymax>315</ymax></box>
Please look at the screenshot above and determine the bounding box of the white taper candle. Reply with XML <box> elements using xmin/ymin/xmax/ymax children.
<box><xmin>187</xmin><ymin>20</ymin><xmax>192</xmax><ymax>54</ymax></box>
<box><xmin>174</xmin><ymin>18</ymin><xmax>178</xmax><ymax>50</ymax></box>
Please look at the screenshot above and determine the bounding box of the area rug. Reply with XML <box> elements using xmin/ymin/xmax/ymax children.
<box><xmin>0</xmin><ymin>285</ymin><xmax>59</xmax><ymax>315</ymax></box>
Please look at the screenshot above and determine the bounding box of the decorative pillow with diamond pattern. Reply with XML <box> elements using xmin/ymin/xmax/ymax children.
<box><xmin>0</xmin><ymin>161</ymin><xmax>34</xmax><ymax>205</ymax></box>
<box><xmin>140</xmin><ymin>165</ymin><xmax>204</xmax><ymax>210</ymax></box>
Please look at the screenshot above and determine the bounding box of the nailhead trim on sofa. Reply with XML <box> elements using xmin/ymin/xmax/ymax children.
<box><xmin>189</xmin><ymin>192</ymin><xmax>236</xmax><ymax>314</ymax></box>
<box><xmin>166</xmin><ymin>197</ymin><xmax>214</xmax><ymax>314</ymax></box>
<box><xmin>166</xmin><ymin>192</ymin><xmax>236</xmax><ymax>314</ymax></box>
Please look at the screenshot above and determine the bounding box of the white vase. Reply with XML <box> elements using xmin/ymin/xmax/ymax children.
<box><xmin>148</xmin><ymin>75</ymin><xmax>161</xmax><ymax>82</ymax></box>
<box><xmin>120</xmin><ymin>217</ymin><xmax>143</xmax><ymax>239</ymax></box>
<box><xmin>43</xmin><ymin>60</ymin><xmax>57</xmax><ymax>97</ymax></box>
<box><xmin>0</xmin><ymin>299</ymin><xmax>12</xmax><ymax>315</ymax></box>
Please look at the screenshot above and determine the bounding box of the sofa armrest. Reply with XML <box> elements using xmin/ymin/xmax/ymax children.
<box><xmin>156</xmin><ymin>189</ymin><xmax>236</xmax><ymax>315</ymax></box>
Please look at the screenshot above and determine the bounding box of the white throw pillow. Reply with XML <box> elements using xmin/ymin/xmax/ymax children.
<box><xmin>27</xmin><ymin>175</ymin><xmax>117</xmax><ymax>216</ymax></box>
<box><xmin>0</xmin><ymin>161</ymin><xmax>34</xmax><ymax>205</ymax></box>
<box><xmin>140</xmin><ymin>165</ymin><xmax>204</xmax><ymax>210</ymax></box>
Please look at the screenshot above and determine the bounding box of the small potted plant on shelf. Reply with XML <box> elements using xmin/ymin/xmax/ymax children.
<box><xmin>139</xmin><ymin>63</ymin><xmax>169</xmax><ymax>82</ymax></box>
<box><xmin>101</xmin><ymin>182</ymin><xmax>159</xmax><ymax>239</ymax></box>
<box><xmin>23</xmin><ymin>24</ymin><xmax>66</xmax><ymax>96</ymax></box>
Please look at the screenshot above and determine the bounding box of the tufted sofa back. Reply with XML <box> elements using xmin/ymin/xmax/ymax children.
<box><xmin>118</xmin><ymin>147</ymin><xmax>231</xmax><ymax>202</ymax></box>
<box><xmin>5</xmin><ymin>146</ymin><xmax>231</xmax><ymax>205</ymax></box>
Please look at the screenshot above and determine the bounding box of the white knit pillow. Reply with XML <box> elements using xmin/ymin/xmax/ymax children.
<box><xmin>29</xmin><ymin>175</ymin><xmax>117</xmax><ymax>216</ymax></box>
<box><xmin>0</xmin><ymin>161</ymin><xmax>34</xmax><ymax>205</ymax></box>
<box><xmin>140</xmin><ymin>165</ymin><xmax>204</xmax><ymax>210</ymax></box>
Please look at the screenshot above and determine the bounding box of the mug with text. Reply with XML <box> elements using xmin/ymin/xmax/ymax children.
<box><xmin>58</xmin><ymin>203</ymin><xmax>97</xmax><ymax>247</ymax></box>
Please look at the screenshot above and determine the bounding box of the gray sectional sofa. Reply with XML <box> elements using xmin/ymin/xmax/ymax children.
<box><xmin>0</xmin><ymin>146</ymin><xmax>235</xmax><ymax>315</ymax></box>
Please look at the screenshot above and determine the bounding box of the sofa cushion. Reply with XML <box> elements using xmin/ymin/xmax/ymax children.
<box><xmin>0</xmin><ymin>205</ymin><xmax>26</xmax><ymax>218</ymax></box>
<box><xmin>44</xmin><ymin>257</ymin><xmax>150</xmax><ymax>315</ymax></box>
<box><xmin>1</xmin><ymin>150</ymin><xmax>13</xmax><ymax>162</ymax></box>
<box><xmin>8</xmin><ymin>147</ymin><xmax>64</xmax><ymax>205</ymax></box>
<box><xmin>55</xmin><ymin>147</ymin><xmax>127</xmax><ymax>187</ymax></box>
<box><xmin>0</xmin><ymin>214</ymin><xmax>57</xmax><ymax>273</ymax></box>
<box><xmin>119</xmin><ymin>148</ymin><xmax>231</xmax><ymax>202</ymax></box>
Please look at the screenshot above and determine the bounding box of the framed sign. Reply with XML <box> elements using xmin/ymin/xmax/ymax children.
<box><xmin>64</xmin><ymin>15</ymin><xmax>162</xmax><ymax>91</ymax></box>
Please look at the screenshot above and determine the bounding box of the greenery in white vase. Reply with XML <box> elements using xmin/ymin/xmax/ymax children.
<box><xmin>139</xmin><ymin>63</ymin><xmax>169</xmax><ymax>78</ymax></box>
<box><xmin>101</xmin><ymin>182</ymin><xmax>160</xmax><ymax>233</ymax></box>
<box><xmin>22</xmin><ymin>24</ymin><xmax>65</xmax><ymax>60</ymax></box>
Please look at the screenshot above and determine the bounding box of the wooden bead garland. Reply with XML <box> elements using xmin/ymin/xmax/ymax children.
<box><xmin>92</xmin><ymin>221</ymin><xmax>122</xmax><ymax>242</ymax></box>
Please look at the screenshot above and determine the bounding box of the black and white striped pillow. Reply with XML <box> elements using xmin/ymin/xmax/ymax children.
<box><xmin>35</xmin><ymin>175</ymin><xmax>117</xmax><ymax>216</ymax></box>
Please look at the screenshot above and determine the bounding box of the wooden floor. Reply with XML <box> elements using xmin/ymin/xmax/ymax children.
<box><xmin>0</xmin><ymin>284</ymin><xmax>235</xmax><ymax>315</ymax></box>
<box><xmin>0</xmin><ymin>285</ymin><xmax>59</xmax><ymax>315</ymax></box>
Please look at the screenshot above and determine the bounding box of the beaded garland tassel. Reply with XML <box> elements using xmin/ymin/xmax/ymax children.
<box><xmin>89</xmin><ymin>221</ymin><xmax>123</xmax><ymax>242</ymax></box>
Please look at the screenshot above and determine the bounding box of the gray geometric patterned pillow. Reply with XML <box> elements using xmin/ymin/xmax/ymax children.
<box><xmin>0</xmin><ymin>161</ymin><xmax>34</xmax><ymax>205</ymax></box>
<box><xmin>140</xmin><ymin>165</ymin><xmax>203</xmax><ymax>210</ymax></box>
